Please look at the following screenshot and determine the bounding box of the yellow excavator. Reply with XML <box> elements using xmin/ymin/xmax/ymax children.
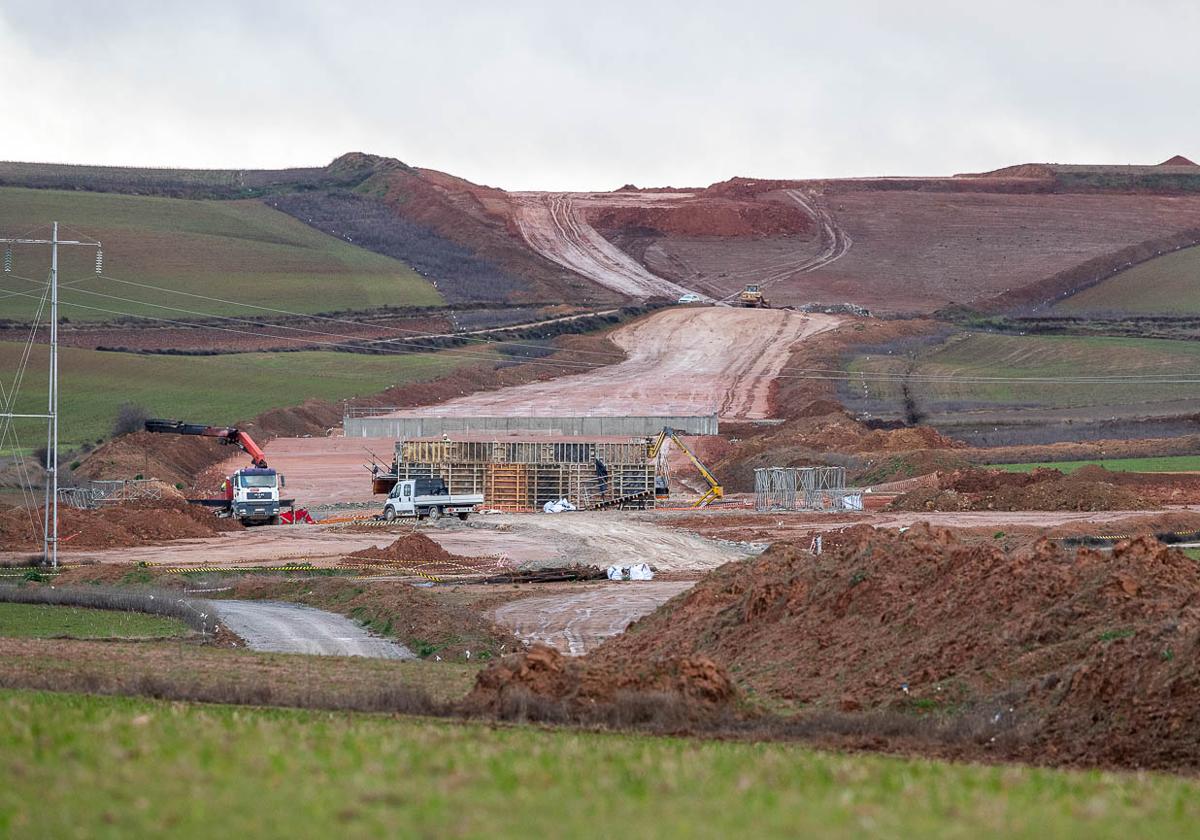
<box><xmin>649</xmin><ymin>427</ymin><xmax>724</xmax><ymax>507</ymax></box>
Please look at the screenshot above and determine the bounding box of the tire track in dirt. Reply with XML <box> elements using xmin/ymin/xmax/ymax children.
<box><xmin>400</xmin><ymin>308</ymin><xmax>841</xmax><ymax>421</ymax></box>
<box><xmin>511</xmin><ymin>192</ymin><xmax>704</xmax><ymax>300</ymax></box>
<box><xmin>716</xmin><ymin>189</ymin><xmax>853</xmax><ymax>303</ymax></box>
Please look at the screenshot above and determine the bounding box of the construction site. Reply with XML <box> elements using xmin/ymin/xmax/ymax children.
<box><xmin>7</xmin><ymin>141</ymin><xmax>1200</xmax><ymax>834</ymax></box>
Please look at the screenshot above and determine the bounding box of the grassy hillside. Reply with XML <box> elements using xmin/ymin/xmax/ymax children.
<box><xmin>0</xmin><ymin>604</ymin><xmax>186</xmax><ymax>639</ymax></box>
<box><xmin>1055</xmin><ymin>244</ymin><xmax>1200</xmax><ymax>315</ymax></box>
<box><xmin>0</xmin><ymin>342</ymin><xmax>489</xmax><ymax>448</ymax></box>
<box><xmin>845</xmin><ymin>332</ymin><xmax>1200</xmax><ymax>421</ymax></box>
<box><xmin>0</xmin><ymin>187</ymin><xmax>442</xmax><ymax>320</ymax></box>
<box><xmin>4</xmin><ymin>690</ymin><xmax>1198</xmax><ymax>837</ymax></box>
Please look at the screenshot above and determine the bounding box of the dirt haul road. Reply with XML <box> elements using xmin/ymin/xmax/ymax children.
<box><xmin>491</xmin><ymin>581</ymin><xmax>695</xmax><ymax>655</ymax></box>
<box><xmin>212</xmin><ymin>600</ymin><xmax>415</xmax><ymax>659</ymax></box>
<box><xmin>510</xmin><ymin>192</ymin><xmax>700</xmax><ymax>300</ymax></box>
<box><xmin>57</xmin><ymin>512</ymin><xmax>747</xmax><ymax>572</ymax></box>
<box><xmin>398</xmin><ymin>308</ymin><xmax>840</xmax><ymax>422</ymax></box>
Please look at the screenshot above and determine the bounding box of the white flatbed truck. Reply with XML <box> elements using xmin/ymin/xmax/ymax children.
<box><xmin>382</xmin><ymin>477</ymin><xmax>483</xmax><ymax>521</ymax></box>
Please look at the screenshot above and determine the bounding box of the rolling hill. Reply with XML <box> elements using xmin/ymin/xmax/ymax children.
<box><xmin>0</xmin><ymin>187</ymin><xmax>441</xmax><ymax>321</ymax></box>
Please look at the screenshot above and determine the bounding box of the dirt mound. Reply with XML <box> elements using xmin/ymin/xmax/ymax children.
<box><xmin>0</xmin><ymin>499</ymin><xmax>242</xmax><ymax>551</ymax></box>
<box><xmin>344</xmin><ymin>532</ymin><xmax>507</xmax><ymax>577</ymax></box>
<box><xmin>587</xmin><ymin>525</ymin><xmax>1200</xmax><ymax>768</ymax></box>
<box><xmin>463</xmin><ymin>644</ymin><xmax>735</xmax><ymax>716</ymax></box>
<box><xmin>1159</xmin><ymin>155</ymin><xmax>1198</xmax><ymax>167</ymax></box>
<box><xmin>347</xmin><ymin>532</ymin><xmax>459</xmax><ymax>564</ymax></box>
<box><xmin>889</xmin><ymin>467</ymin><xmax>1154</xmax><ymax>512</ymax></box>
<box><xmin>711</xmin><ymin>408</ymin><xmax>964</xmax><ymax>492</ymax></box>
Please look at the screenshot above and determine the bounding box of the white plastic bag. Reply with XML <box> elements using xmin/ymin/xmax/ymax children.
<box><xmin>628</xmin><ymin>563</ymin><xmax>654</xmax><ymax>581</ymax></box>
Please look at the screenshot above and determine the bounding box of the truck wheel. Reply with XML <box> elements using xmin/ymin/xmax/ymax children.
<box><xmin>268</xmin><ymin>515</ymin><xmax>281</xmax><ymax>526</ymax></box>
<box><xmin>384</xmin><ymin>507</ymin><xmax>396</xmax><ymax>522</ymax></box>
<box><xmin>457</xmin><ymin>512</ymin><xmax>469</xmax><ymax>521</ymax></box>
<box><xmin>429</xmin><ymin>507</ymin><xmax>443</xmax><ymax>521</ymax></box>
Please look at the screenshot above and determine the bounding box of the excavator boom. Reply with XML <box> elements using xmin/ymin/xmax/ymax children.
<box><xmin>144</xmin><ymin>418</ymin><xmax>269</xmax><ymax>468</ymax></box>
<box><xmin>649</xmin><ymin>427</ymin><xmax>724</xmax><ymax>508</ymax></box>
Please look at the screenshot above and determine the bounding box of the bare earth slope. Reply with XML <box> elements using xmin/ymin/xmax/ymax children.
<box><xmin>397</xmin><ymin>308</ymin><xmax>841</xmax><ymax>421</ymax></box>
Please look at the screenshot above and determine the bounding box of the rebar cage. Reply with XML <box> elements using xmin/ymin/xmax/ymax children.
<box><xmin>753</xmin><ymin>466</ymin><xmax>847</xmax><ymax>512</ymax></box>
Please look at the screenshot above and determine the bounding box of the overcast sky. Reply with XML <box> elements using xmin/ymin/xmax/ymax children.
<box><xmin>1</xmin><ymin>0</ymin><xmax>1196</xmax><ymax>191</ymax></box>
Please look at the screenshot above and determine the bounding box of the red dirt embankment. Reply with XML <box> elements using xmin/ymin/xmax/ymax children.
<box><xmin>570</xmin><ymin>524</ymin><xmax>1200</xmax><ymax>769</ymax></box>
<box><xmin>0</xmin><ymin>498</ymin><xmax>242</xmax><ymax>551</ymax></box>
<box><xmin>588</xmin><ymin>199</ymin><xmax>812</xmax><ymax>238</ymax></box>
<box><xmin>889</xmin><ymin>467</ymin><xmax>1160</xmax><ymax>512</ymax></box>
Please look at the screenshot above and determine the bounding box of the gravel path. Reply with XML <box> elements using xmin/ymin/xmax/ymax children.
<box><xmin>213</xmin><ymin>600</ymin><xmax>415</xmax><ymax>659</ymax></box>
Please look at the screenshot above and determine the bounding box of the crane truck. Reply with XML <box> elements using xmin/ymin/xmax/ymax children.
<box><xmin>144</xmin><ymin>419</ymin><xmax>291</xmax><ymax>525</ymax></box>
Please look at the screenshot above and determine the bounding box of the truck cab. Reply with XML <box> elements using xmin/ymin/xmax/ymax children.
<box><xmin>225</xmin><ymin>467</ymin><xmax>284</xmax><ymax>525</ymax></box>
<box><xmin>383</xmin><ymin>477</ymin><xmax>483</xmax><ymax>522</ymax></box>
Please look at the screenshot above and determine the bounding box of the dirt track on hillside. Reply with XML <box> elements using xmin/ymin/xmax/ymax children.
<box><xmin>398</xmin><ymin>308</ymin><xmax>840</xmax><ymax>421</ymax></box>
<box><xmin>510</xmin><ymin>192</ymin><xmax>700</xmax><ymax>299</ymax></box>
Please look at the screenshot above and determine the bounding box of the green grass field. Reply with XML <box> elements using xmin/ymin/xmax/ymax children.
<box><xmin>0</xmin><ymin>603</ymin><xmax>186</xmax><ymax>639</ymax></box>
<box><xmin>993</xmin><ymin>455</ymin><xmax>1200</xmax><ymax>473</ymax></box>
<box><xmin>0</xmin><ymin>342</ymin><xmax>489</xmax><ymax>448</ymax></box>
<box><xmin>2</xmin><ymin>690</ymin><xmax>1198</xmax><ymax>837</ymax></box>
<box><xmin>848</xmin><ymin>332</ymin><xmax>1200</xmax><ymax>414</ymax></box>
<box><xmin>1055</xmin><ymin>245</ymin><xmax>1200</xmax><ymax>315</ymax></box>
<box><xmin>0</xmin><ymin>187</ymin><xmax>441</xmax><ymax>320</ymax></box>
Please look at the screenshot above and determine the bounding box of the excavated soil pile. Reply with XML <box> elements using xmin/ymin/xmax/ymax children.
<box><xmin>229</xmin><ymin>576</ymin><xmax>521</xmax><ymax>660</ymax></box>
<box><xmin>889</xmin><ymin>467</ymin><xmax>1154</xmax><ymax>512</ymax></box>
<box><xmin>0</xmin><ymin>499</ymin><xmax>242</xmax><ymax>550</ymax></box>
<box><xmin>345</xmin><ymin>533</ymin><xmax>504</xmax><ymax>576</ymax></box>
<box><xmin>587</xmin><ymin>524</ymin><xmax>1200</xmax><ymax>769</ymax></box>
<box><xmin>463</xmin><ymin>643</ymin><xmax>735</xmax><ymax>718</ymax></box>
<box><xmin>712</xmin><ymin>406</ymin><xmax>964</xmax><ymax>491</ymax></box>
<box><xmin>347</xmin><ymin>532</ymin><xmax>461</xmax><ymax>564</ymax></box>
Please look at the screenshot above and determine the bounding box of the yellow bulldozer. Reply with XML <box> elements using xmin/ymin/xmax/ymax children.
<box><xmin>737</xmin><ymin>284</ymin><xmax>770</xmax><ymax>308</ymax></box>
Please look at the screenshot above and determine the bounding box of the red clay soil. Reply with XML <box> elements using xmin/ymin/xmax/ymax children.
<box><xmin>579</xmin><ymin>524</ymin><xmax>1200</xmax><ymax>769</ymax></box>
<box><xmin>712</xmin><ymin>408</ymin><xmax>963</xmax><ymax>493</ymax></box>
<box><xmin>463</xmin><ymin>644</ymin><xmax>735</xmax><ymax>716</ymax></box>
<box><xmin>344</xmin><ymin>532</ymin><xmax>502</xmax><ymax>575</ymax></box>
<box><xmin>587</xmin><ymin>198</ymin><xmax>811</xmax><ymax>238</ymax></box>
<box><xmin>889</xmin><ymin>467</ymin><xmax>1157</xmax><ymax>512</ymax></box>
<box><xmin>0</xmin><ymin>499</ymin><xmax>242</xmax><ymax>551</ymax></box>
<box><xmin>384</xmin><ymin>167</ymin><xmax>619</xmax><ymax>306</ymax></box>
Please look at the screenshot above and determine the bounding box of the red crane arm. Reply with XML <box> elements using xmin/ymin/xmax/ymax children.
<box><xmin>144</xmin><ymin>419</ymin><xmax>269</xmax><ymax>468</ymax></box>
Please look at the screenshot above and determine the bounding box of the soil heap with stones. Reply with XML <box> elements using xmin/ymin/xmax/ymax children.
<box><xmin>0</xmin><ymin>498</ymin><xmax>242</xmax><ymax>552</ymax></box>
<box><xmin>888</xmin><ymin>466</ymin><xmax>1155</xmax><ymax>512</ymax></box>
<box><xmin>533</xmin><ymin>524</ymin><xmax>1200</xmax><ymax>769</ymax></box>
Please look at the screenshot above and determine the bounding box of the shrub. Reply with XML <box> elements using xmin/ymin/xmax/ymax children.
<box><xmin>111</xmin><ymin>403</ymin><xmax>151</xmax><ymax>438</ymax></box>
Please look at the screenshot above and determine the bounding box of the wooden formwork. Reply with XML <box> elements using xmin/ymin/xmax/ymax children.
<box><xmin>394</xmin><ymin>438</ymin><xmax>656</xmax><ymax>512</ymax></box>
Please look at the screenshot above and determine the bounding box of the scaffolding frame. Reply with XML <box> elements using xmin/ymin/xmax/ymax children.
<box><xmin>393</xmin><ymin>438</ymin><xmax>656</xmax><ymax>512</ymax></box>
